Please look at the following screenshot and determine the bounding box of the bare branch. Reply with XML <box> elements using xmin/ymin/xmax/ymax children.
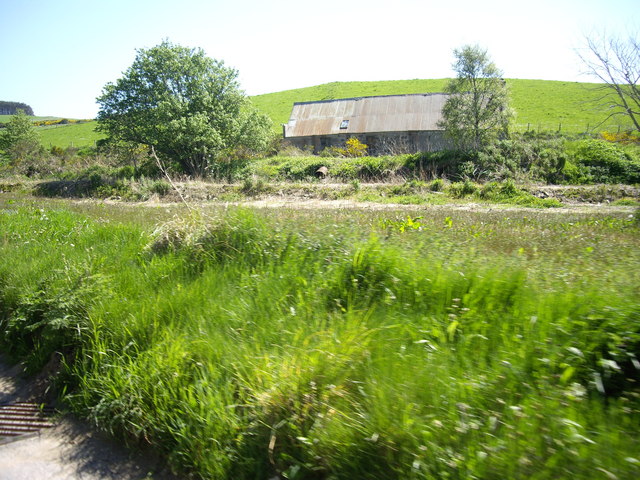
<box><xmin>578</xmin><ymin>32</ymin><xmax>640</xmax><ymax>132</ymax></box>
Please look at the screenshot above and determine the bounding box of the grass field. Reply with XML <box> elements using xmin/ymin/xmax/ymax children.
<box><xmin>251</xmin><ymin>79</ymin><xmax>636</xmax><ymax>134</ymax></box>
<box><xmin>0</xmin><ymin>115</ymin><xmax>60</xmax><ymax>123</ymax></box>
<box><xmin>0</xmin><ymin>195</ymin><xmax>638</xmax><ymax>479</ymax></box>
<box><xmin>0</xmin><ymin>115</ymin><xmax>103</xmax><ymax>149</ymax></box>
<box><xmin>37</xmin><ymin>121</ymin><xmax>104</xmax><ymax>148</ymax></box>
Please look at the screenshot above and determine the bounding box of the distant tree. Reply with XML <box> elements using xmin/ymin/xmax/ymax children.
<box><xmin>577</xmin><ymin>32</ymin><xmax>640</xmax><ymax>133</ymax></box>
<box><xmin>439</xmin><ymin>45</ymin><xmax>512</xmax><ymax>152</ymax></box>
<box><xmin>0</xmin><ymin>109</ymin><xmax>42</xmax><ymax>163</ymax></box>
<box><xmin>0</xmin><ymin>101</ymin><xmax>34</xmax><ymax>116</ymax></box>
<box><xmin>96</xmin><ymin>41</ymin><xmax>272</xmax><ymax>177</ymax></box>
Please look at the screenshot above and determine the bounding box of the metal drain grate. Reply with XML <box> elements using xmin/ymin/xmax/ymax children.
<box><xmin>0</xmin><ymin>402</ymin><xmax>55</xmax><ymax>441</ymax></box>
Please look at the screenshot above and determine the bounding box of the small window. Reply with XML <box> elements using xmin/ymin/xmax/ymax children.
<box><xmin>339</xmin><ymin>120</ymin><xmax>349</xmax><ymax>129</ymax></box>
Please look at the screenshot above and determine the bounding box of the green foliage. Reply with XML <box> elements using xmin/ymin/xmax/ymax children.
<box><xmin>240</xmin><ymin>176</ymin><xmax>269</xmax><ymax>196</ymax></box>
<box><xmin>571</xmin><ymin>139</ymin><xmax>640</xmax><ymax>183</ymax></box>
<box><xmin>33</xmin><ymin>167</ymin><xmax>138</xmax><ymax>199</ymax></box>
<box><xmin>475</xmin><ymin>136</ymin><xmax>568</xmax><ymax>182</ymax></box>
<box><xmin>0</xmin><ymin>109</ymin><xmax>43</xmax><ymax>163</ymax></box>
<box><xmin>0</xmin><ymin>204</ymin><xmax>638</xmax><ymax>479</ymax></box>
<box><xmin>246</xmin><ymin>155</ymin><xmax>407</xmax><ymax>181</ymax></box>
<box><xmin>429</xmin><ymin>178</ymin><xmax>444</xmax><ymax>191</ymax></box>
<box><xmin>379</xmin><ymin>215</ymin><xmax>424</xmax><ymax>233</ymax></box>
<box><xmin>138</xmin><ymin>178</ymin><xmax>172</xmax><ymax>197</ymax></box>
<box><xmin>4</xmin><ymin>269</ymin><xmax>110</xmax><ymax>373</ymax></box>
<box><xmin>447</xmin><ymin>179</ymin><xmax>478</xmax><ymax>197</ymax></box>
<box><xmin>440</xmin><ymin>45</ymin><xmax>513</xmax><ymax>152</ymax></box>
<box><xmin>97</xmin><ymin>40</ymin><xmax>272</xmax><ymax>177</ymax></box>
<box><xmin>245</xmin><ymin>135</ymin><xmax>640</xmax><ymax>187</ymax></box>
<box><xmin>443</xmin><ymin>179</ymin><xmax>563</xmax><ymax>207</ymax></box>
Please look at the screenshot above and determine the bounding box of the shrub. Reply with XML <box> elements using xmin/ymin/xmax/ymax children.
<box><xmin>570</xmin><ymin>139</ymin><xmax>640</xmax><ymax>183</ymax></box>
<box><xmin>447</xmin><ymin>179</ymin><xmax>477</xmax><ymax>198</ymax></box>
<box><xmin>318</xmin><ymin>138</ymin><xmax>368</xmax><ymax>158</ymax></box>
<box><xmin>600</xmin><ymin>131</ymin><xmax>639</xmax><ymax>144</ymax></box>
<box><xmin>500</xmin><ymin>178</ymin><xmax>519</xmax><ymax>196</ymax></box>
<box><xmin>475</xmin><ymin>136</ymin><xmax>568</xmax><ymax>182</ymax></box>
<box><xmin>50</xmin><ymin>145</ymin><xmax>65</xmax><ymax>157</ymax></box>
<box><xmin>402</xmin><ymin>150</ymin><xmax>472</xmax><ymax>179</ymax></box>
<box><xmin>429</xmin><ymin>178</ymin><xmax>445</xmax><ymax>191</ymax></box>
<box><xmin>343</xmin><ymin>137</ymin><xmax>368</xmax><ymax>157</ymax></box>
<box><xmin>241</xmin><ymin>176</ymin><xmax>268</xmax><ymax>196</ymax></box>
<box><xmin>142</xmin><ymin>178</ymin><xmax>171</xmax><ymax>197</ymax></box>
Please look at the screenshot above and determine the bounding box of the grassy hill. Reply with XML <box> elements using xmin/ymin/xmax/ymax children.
<box><xmin>4</xmin><ymin>78</ymin><xmax>634</xmax><ymax>149</ymax></box>
<box><xmin>251</xmin><ymin>79</ymin><xmax>635</xmax><ymax>134</ymax></box>
<box><xmin>1</xmin><ymin>114</ymin><xmax>104</xmax><ymax>149</ymax></box>
<box><xmin>37</xmin><ymin>121</ymin><xmax>104</xmax><ymax>149</ymax></box>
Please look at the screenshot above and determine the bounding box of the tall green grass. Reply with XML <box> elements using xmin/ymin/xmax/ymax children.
<box><xmin>1</xmin><ymin>202</ymin><xmax>639</xmax><ymax>479</ymax></box>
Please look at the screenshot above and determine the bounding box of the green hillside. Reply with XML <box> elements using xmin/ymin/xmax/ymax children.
<box><xmin>0</xmin><ymin>115</ymin><xmax>60</xmax><ymax>123</ymax></box>
<box><xmin>251</xmin><ymin>79</ymin><xmax>635</xmax><ymax>134</ymax></box>
<box><xmin>38</xmin><ymin>121</ymin><xmax>104</xmax><ymax>148</ymax></box>
<box><xmin>1</xmin><ymin>114</ymin><xmax>104</xmax><ymax>149</ymax></box>
<box><xmin>3</xmin><ymin>79</ymin><xmax>633</xmax><ymax>149</ymax></box>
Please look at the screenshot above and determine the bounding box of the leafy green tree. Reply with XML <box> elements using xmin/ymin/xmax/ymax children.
<box><xmin>439</xmin><ymin>45</ymin><xmax>512</xmax><ymax>152</ymax></box>
<box><xmin>96</xmin><ymin>41</ymin><xmax>272</xmax><ymax>177</ymax></box>
<box><xmin>0</xmin><ymin>109</ymin><xmax>43</xmax><ymax>163</ymax></box>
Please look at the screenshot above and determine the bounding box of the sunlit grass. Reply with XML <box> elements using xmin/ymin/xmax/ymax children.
<box><xmin>1</xmin><ymin>201</ymin><xmax>639</xmax><ymax>479</ymax></box>
<box><xmin>37</xmin><ymin>121</ymin><xmax>104</xmax><ymax>148</ymax></box>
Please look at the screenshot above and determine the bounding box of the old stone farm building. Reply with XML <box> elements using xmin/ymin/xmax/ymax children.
<box><xmin>282</xmin><ymin>93</ymin><xmax>450</xmax><ymax>155</ymax></box>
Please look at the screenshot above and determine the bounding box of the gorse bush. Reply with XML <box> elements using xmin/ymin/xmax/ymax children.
<box><xmin>343</xmin><ymin>137</ymin><xmax>368</xmax><ymax>157</ymax></box>
<box><xmin>600</xmin><ymin>130</ymin><xmax>639</xmax><ymax>144</ymax></box>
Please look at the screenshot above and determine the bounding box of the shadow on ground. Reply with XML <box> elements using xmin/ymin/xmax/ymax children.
<box><xmin>0</xmin><ymin>355</ymin><xmax>177</xmax><ymax>480</ymax></box>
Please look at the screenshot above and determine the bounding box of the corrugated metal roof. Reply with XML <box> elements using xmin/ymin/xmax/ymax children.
<box><xmin>284</xmin><ymin>93</ymin><xmax>448</xmax><ymax>138</ymax></box>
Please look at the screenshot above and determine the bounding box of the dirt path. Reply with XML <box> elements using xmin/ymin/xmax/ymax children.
<box><xmin>0</xmin><ymin>357</ymin><xmax>176</xmax><ymax>480</ymax></box>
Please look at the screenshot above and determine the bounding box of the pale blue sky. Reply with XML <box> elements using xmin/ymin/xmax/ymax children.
<box><xmin>0</xmin><ymin>0</ymin><xmax>637</xmax><ymax>118</ymax></box>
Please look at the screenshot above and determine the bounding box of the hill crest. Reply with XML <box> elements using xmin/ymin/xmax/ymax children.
<box><xmin>251</xmin><ymin>78</ymin><xmax>632</xmax><ymax>134</ymax></box>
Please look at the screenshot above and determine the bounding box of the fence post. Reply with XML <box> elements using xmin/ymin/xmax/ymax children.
<box><xmin>558</xmin><ymin>123</ymin><xmax>562</xmax><ymax>133</ymax></box>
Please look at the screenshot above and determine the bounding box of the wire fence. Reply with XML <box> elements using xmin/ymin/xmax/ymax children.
<box><xmin>512</xmin><ymin>122</ymin><xmax>635</xmax><ymax>135</ymax></box>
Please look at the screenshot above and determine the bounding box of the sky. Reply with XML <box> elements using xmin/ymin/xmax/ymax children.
<box><xmin>0</xmin><ymin>0</ymin><xmax>637</xmax><ymax>118</ymax></box>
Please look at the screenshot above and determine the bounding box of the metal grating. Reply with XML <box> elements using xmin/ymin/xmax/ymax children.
<box><xmin>0</xmin><ymin>402</ymin><xmax>55</xmax><ymax>441</ymax></box>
